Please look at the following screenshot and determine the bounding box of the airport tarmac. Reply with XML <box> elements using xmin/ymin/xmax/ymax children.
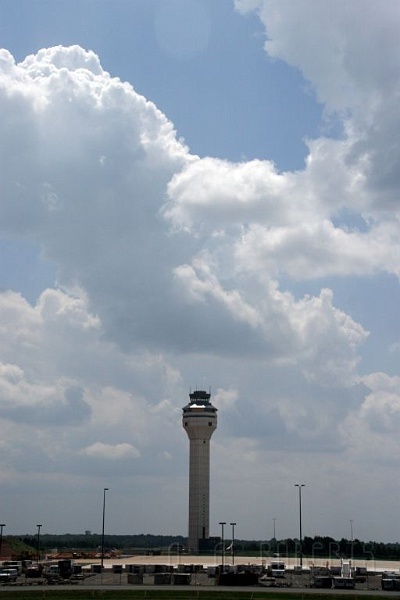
<box><xmin>80</xmin><ymin>554</ymin><xmax>400</xmax><ymax>573</ymax></box>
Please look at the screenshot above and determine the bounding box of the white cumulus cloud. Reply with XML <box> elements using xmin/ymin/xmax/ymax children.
<box><xmin>0</xmin><ymin>3</ymin><xmax>399</xmax><ymax>540</ymax></box>
<box><xmin>82</xmin><ymin>442</ymin><xmax>140</xmax><ymax>460</ymax></box>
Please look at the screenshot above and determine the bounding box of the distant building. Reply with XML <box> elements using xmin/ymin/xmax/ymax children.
<box><xmin>182</xmin><ymin>390</ymin><xmax>218</xmax><ymax>553</ymax></box>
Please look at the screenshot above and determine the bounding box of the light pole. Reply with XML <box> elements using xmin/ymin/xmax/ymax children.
<box><xmin>230</xmin><ymin>522</ymin><xmax>236</xmax><ymax>566</ymax></box>
<box><xmin>350</xmin><ymin>519</ymin><xmax>354</xmax><ymax>561</ymax></box>
<box><xmin>273</xmin><ymin>517</ymin><xmax>277</xmax><ymax>554</ymax></box>
<box><xmin>0</xmin><ymin>524</ymin><xmax>5</xmax><ymax>557</ymax></box>
<box><xmin>36</xmin><ymin>524</ymin><xmax>42</xmax><ymax>564</ymax></box>
<box><xmin>219</xmin><ymin>521</ymin><xmax>226</xmax><ymax>571</ymax></box>
<box><xmin>295</xmin><ymin>484</ymin><xmax>305</xmax><ymax>568</ymax></box>
<box><xmin>101</xmin><ymin>488</ymin><xmax>109</xmax><ymax>569</ymax></box>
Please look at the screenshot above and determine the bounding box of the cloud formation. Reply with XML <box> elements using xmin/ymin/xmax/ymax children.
<box><xmin>82</xmin><ymin>442</ymin><xmax>140</xmax><ymax>460</ymax></box>
<box><xmin>0</xmin><ymin>0</ymin><xmax>399</xmax><ymax>540</ymax></box>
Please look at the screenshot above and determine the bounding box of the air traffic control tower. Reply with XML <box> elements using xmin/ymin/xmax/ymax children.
<box><xmin>182</xmin><ymin>390</ymin><xmax>217</xmax><ymax>554</ymax></box>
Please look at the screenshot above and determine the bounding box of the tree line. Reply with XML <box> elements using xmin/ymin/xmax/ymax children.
<box><xmin>15</xmin><ymin>533</ymin><xmax>400</xmax><ymax>560</ymax></box>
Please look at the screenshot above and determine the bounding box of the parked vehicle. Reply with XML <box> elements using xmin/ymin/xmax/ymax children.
<box><xmin>3</xmin><ymin>561</ymin><xmax>22</xmax><ymax>574</ymax></box>
<box><xmin>0</xmin><ymin>568</ymin><xmax>18</xmax><ymax>582</ymax></box>
<box><xmin>267</xmin><ymin>561</ymin><xmax>286</xmax><ymax>578</ymax></box>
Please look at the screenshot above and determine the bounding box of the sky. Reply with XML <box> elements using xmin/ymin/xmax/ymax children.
<box><xmin>0</xmin><ymin>0</ymin><xmax>400</xmax><ymax>549</ymax></box>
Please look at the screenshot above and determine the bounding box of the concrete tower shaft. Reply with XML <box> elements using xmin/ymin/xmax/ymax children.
<box><xmin>182</xmin><ymin>390</ymin><xmax>217</xmax><ymax>554</ymax></box>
